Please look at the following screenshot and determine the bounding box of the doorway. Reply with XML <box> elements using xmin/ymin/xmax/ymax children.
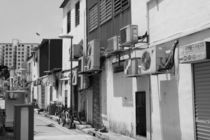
<box><xmin>136</xmin><ymin>91</ymin><xmax>146</xmax><ymax>137</ymax></box>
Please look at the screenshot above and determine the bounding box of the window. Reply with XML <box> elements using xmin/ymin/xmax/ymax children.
<box><xmin>67</xmin><ymin>10</ymin><xmax>71</xmax><ymax>33</ymax></box>
<box><xmin>65</xmin><ymin>90</ymin><xmax>68</xmax><ymax>107</ymax></box>
<box><xmin>114</xmin><ymin>0</ymin><xmax>130</xmax><ymax>16</ymax></box>
<box><xmin>75</xmin><ymin>1</ymin><xmax>80</xmax><ymax>26</ymax></box>
<box><xmin>100</xmin><ymin>0</ymin><xmax>112</xmax><ymax>25</ymax></box>
<box><xmin>88</xmin><ymin>4</ymin><xmax>98</xmax><ymax>32</ymax></box>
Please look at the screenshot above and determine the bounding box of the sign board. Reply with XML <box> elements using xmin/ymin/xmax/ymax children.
<box><xmin>179</xmin><ymin>41</ymin><xmax>210</xmax><ymax>63</ymax></box>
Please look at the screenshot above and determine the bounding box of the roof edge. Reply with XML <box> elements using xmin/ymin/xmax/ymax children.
<box><xmin>60</xmin><ymin>0</ymin><xmax>70</xmax><ymax>8</ymax></box>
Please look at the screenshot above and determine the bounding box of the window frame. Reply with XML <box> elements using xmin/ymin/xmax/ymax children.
<box><xmin>67</xmin><ymin>10</ymin><xmax>71</xmax><ymax>33</ymax></box>
<box><xmin>114</xmin><ymin>0</ymin><xmax>130</xmax><ymax>17</ymax></box>
<box><xmin>88</xmin><ymin>4</ymin><xmax>99</xmax><ymax>32</ymax></box>
<box><xmin>99</xmin><ymin>0</ymin><xmax>112</xmax><ymax>25</ymax></box>
<box><xmin>75</xmin><ymin>1</ymin><xmax>80</xmax><ymax>26</ymax></box>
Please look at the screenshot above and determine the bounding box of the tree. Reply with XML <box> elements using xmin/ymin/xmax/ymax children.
<box><xmin>0</xmin><ymin>65</ymin><xmax>10</xmax><ymax>80</ymax></box>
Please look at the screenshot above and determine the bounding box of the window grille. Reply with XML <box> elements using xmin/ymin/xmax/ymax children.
<box><xmin>89</xmin><ymin>4</ymin><xmax>98</xmax><ymax>32</ymax></box>
<box><xmin>100</xmin><ymin>0</ymin><xmax>112</xmax><ymax>25</ymax></box>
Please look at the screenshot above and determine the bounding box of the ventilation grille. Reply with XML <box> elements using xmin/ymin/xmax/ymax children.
<box><xmin>100</xmin><ymin>0</ymin><xmax>112</xmax><ymax>25</ymax></box>
<box><xmin>89</xmin><ymin>5</ymin><xmax>98</xmax><ymax>32</ymax></box>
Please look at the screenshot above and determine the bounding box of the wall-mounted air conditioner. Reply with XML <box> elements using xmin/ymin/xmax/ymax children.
<box><xmin>120</xmin><ymin>25</ymin><xmax>138</xmax><ymax>46</ymax></box>
<box><xmin>78</xmin><ymin>75</ymin><xmax>89</xmax><ymax>90</ymax></box>
<box><xmin>86</xmin><ymin>40</ymin><xmax>100</xmax><ymax>71</ymax></box>
<box><xmin>70</xmin><ymin>44</ymin><xmax>83</xmax><ymax>60</ymax></box>
<box><xmin>139</xmin><ymin>46</ymin><xmax>156</xmax><ymax>75</ymax></box>
<box><xmin>107</xmin><ymin>36</ymin><xmax>122</xmax><ymax>53</ymax></box>
<box><xmin>124</xmin><ymin>58</ymin><xmax>141</xmax><ymax>76</ymax></box>
<box><xmin>72</xmin><ymin>69</ymin><xmax>78</xmax><ymax>85</ymax></box>
<box><xmin>78</xmin><ymin>56</ymin><xmax>87</xmax><ymax>73</ymax></box>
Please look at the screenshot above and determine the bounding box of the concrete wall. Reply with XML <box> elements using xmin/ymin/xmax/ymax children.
<box><xmin>148</xmin><ymin>0</ymin><xmax>210</xmax><ymax>44</ymax></box>
<box><xmin>100</xmin><ymin>70</ymin><xmax>108</xmax><ymax>127</ymax></box>
<box><xmin>106</xmin><ymin>59</ymin><xmax>135</xmax><ymax>137</ymax></box>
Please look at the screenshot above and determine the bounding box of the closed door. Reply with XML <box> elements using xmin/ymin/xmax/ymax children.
<box><xmin>136</xmin><ymin>91</ymin><xmax>146</xmax><ymax>137</ymax></box>
<box><xmin>194</xmin><ymin>62</ymin><xmax>210</xmax><ymax>140</ymax></box>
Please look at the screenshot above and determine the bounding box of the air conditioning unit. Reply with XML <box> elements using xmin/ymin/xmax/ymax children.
<box><xmin>120</xmin><ymin>25</ymin><xmax>138</xmax><ymax>46</ymax></box>
<box><xmin>86</xmin><ymin>40</ymin><xmax>100</xmax><ymax>71</ymax></box>
<box><xmin>70</xmin><ymin>44</ymin><xmax>83</xmax><ymax>60</ymax></box>
<box><xmin>78</xmin><ymin>56</ymin><xmax>87</xmax><ymax>73</ymax></box>
<box><xmin>107</xmin><ymin>36</ymin><xmax>122</xmax><ymax>53</ymax></box>
<box><xmin>78</xmin><ymin>75</ymin><xmax>89</xmax><ymax>90</ymax></box>
<box><xmin>139</xmin><ymin>46</ymin><xmax>156</xmax><ymax>75</ymax></box>
<box><xmin>72</xmin><ymin>69</ymin><xmax>78</xmax><ymax>85</ymax></box>
<box><xmin>124</xmin><ymin>58</ymin><xmax>141</xmax><ymax>76</ymax></box>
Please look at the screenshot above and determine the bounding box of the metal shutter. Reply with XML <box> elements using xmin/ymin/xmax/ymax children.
<box><xmin>194</xmin><ymin>62</ymin><xmax>210</xmax><ymax>140</ymax></box>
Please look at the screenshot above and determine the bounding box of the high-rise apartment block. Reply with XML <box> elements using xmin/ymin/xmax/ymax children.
<box><xmin>0</xmin><ymin>39</ymin><xmax>39</xmax><ymax>69</ymax></box>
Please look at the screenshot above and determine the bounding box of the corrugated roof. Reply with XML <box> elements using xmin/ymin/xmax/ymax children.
<box><xmin>60</xmin><ymin>0</ymin><xmax>70</xmax><ymax>8</ymax></box>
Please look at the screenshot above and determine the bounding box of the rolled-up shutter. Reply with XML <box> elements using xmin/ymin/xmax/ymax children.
<box><xmin>194</xmin><ymin>62</ymin><xmax>210</xmax><ymax>140</ymax></box>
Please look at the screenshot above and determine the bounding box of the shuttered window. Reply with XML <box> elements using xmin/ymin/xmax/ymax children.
<box><xmin>88</xmin><ymin>4</ymin><xmax>98</xmax><ymax>32</ymax></box>
<box><xmin>67</xmin><ymin>10</ymin><xmax>71</xmax><ymax>33</ymax></box>
<box><xmin>75</xmin><ymin>1</ymin><xmax>80</xmax><ymax>26</ymax></box>
<box><xmin>99</xmin><ymin>0</ymin><xmax>112</xmax><ymax>25</ymax></box>
<box><xmin>114</xmin><ymin>0</ymin><xmax>130</xmax><ymax>16</ymax></box>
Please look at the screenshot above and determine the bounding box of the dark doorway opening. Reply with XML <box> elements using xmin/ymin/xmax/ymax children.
<box><xmin>73</xmin><ymin>85</ymin><xmax>78</xmax><ymax>112</ymax></box>
<box><xmin>136</xmin><ymin>91</ymin><xmax>146</xmax><ymax>137</ymax></box>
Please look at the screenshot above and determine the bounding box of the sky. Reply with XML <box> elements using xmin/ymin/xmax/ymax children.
<box><xmin>0</xmin><ymin>0</ymin><xmax>63</xmax><ymax>43</ymax></box>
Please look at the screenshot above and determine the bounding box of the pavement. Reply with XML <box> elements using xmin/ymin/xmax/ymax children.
<box><xmin>35</xmin><ymin>109</ymin><xmax>136</xmax><ymax>140</ymax></box>
<box><xmin>34</xmin><ymin>113</ymin><xmax>99</xmax><ymax>140</ymax></box>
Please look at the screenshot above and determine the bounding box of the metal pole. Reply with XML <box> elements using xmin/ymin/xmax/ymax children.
<box><xmin>58</xmin><ymin>34</ymin><xmax>74</xmax><ymax>128</ymax></box>
<box><xmin>70</xmin><ymin>37</ymin><xmax>74</xmax><ymax>128</ymax></box>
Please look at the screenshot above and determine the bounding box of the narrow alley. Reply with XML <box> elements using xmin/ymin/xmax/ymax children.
<box><xmin>34</xmin><ymin>113</ymin><xmax>99</xmax><ymax>140</ymax></box>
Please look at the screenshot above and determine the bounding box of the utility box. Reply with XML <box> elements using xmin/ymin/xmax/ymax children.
<box><xmin>5</xmin><ymin>90</ymin><xmax>28</xmax><ymax>128</ymax></box>
<box><xmin>14</xmin><ymin>105</ymin><xmax>34</xmax><ymax>140</ymax></box>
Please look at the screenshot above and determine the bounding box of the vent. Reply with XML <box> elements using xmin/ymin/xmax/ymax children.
<box><xmin>114</xmin><ymin>0</ymin><xmax>121</xmax><ymax>15</ymax></box>
<box><xmin>114</xmin><ymin>0</ymin><xmax>130</xmax><ymax>15</ymax></box>
<box><xmin>89</xmin><ymin>4</ymin><xmax>98</xmax><ymax>32</ymax></box>
<box><xmin>100</xmin><ymin>0</ymin><xmax>112</xmax><ymax>25</ymax></box>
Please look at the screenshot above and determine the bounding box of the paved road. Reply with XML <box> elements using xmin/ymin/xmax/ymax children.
<box><xmin>34</xmin><ymin>114</ymin><xmax>99</xmax><ymax>140</ymax></box>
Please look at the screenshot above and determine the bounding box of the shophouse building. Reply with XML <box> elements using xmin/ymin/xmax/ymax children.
<box><xmin>59</xmin><ymin>0</ymin><xmax>86</xmax><ymax>115</ymax></box>
<box><xmin>33</xmin><ymin>39</ymin><xmax>62</xmax><ymax>109</ymax></box>
<box><xmin>146</xmin><ymin>0</ymin><xmax>210</xmax><ymax>140</ymax></box>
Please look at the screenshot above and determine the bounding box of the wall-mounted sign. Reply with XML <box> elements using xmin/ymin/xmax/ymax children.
<box><xmin>179</xmin><ymin>41</ymin><xmax>210</xmax><ymax>63</ymax></box>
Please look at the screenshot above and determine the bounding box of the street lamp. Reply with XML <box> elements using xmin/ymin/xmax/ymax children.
<box><xmin>58</xmin><ymin>34</ymin><xmax>74</xmax><ymax>128</ymax></box>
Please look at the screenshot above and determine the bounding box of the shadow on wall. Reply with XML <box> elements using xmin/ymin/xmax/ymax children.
<box><xmin>113</xmin><ymin>72</ymin><xmax>133</xmax><ymax>107</ymax></box>
<box><xmin>159</xmin><ymin>78</ymin><xmax>181</xmax><ymax>140</ymax></box>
